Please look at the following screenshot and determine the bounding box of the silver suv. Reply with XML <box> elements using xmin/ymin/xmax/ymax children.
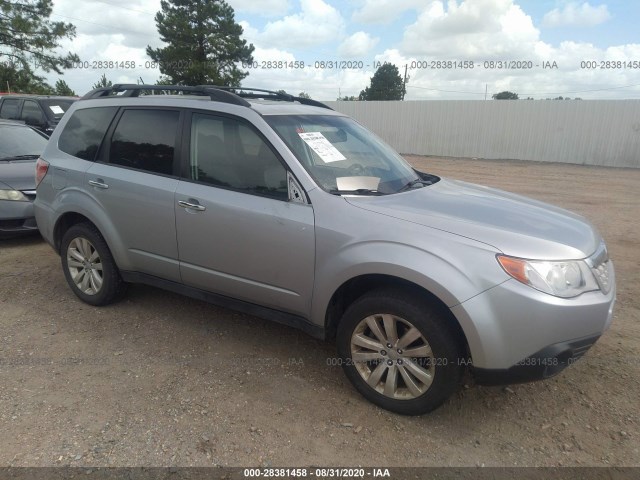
<box><xmin>34</xmin><ymin>85</ymin><xmax>616</xmax><ymax>415</ymax></box>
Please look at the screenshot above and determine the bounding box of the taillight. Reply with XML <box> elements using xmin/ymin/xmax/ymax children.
<box><xmin>35</xmin><ymin>158</ymin><xmax>49</xmax><ymax>187</ymax></box>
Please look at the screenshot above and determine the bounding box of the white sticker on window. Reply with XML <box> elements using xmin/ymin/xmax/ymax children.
<box><xmin>49</xmin><ymin>105</ymin><xmax>64</xmax><ymax>115</ymax></box>
<box><xmin>298</xmin><ymin>132</ymin><xmax>346</xmax><ymax>163</ymax></box>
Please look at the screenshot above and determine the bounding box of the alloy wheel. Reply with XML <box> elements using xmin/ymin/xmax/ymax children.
<box><xmin>66</xmin><ymin>237</ymin><xmax>103</xmax><ymax>295</ymax></box>
<box><xmin>350</xmin><ymin>313</ymin><xmax>435</xmax><ymax>400</ymax></box>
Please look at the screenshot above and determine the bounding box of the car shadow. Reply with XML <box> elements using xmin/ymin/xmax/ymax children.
<box><xmin>0</xmin><ymin>232</ymin><xmax>43</xmax><ymax>248</ymax></box>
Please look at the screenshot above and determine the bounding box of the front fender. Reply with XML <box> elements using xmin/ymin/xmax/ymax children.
<box><xmin>311</xmin><ymin>237</ymin><xmax>508</xmax><ymax>322</ymax></box>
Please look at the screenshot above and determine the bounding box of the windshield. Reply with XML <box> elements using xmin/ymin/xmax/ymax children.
<box><xmin>0</xmin><ymin>125</ymin><xmax>48</xmax><ymax>160</ymax></box>
<box><xmin>41</xmin><ymin>99</ymin><xmax>75</xmax><ymax>118</ymax></box>
<box><xmin>265</xmin><ymin>115</ymin><xmax>419</xmax><ymax>194</ymax></box>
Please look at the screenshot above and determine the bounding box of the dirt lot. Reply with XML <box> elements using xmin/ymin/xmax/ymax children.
<box><xmin>1</xmin><ymin>157</ymin><xmax>639</xmax><ymax>468</ymax></box>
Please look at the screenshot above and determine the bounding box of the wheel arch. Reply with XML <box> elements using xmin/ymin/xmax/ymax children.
<box><xmin>51</xmin><ymin>198</ymin><xmax>130</xmax><ymax>271</ymax></box>
<box><xmin>53</xmin><ymin>212</ymin><xmax>93</xmax><ymax>252</ymax></box>
<box><xmin>323</xmin><ymin>273</ymin><xmax>470</xmax><ymax>359</ymax></box>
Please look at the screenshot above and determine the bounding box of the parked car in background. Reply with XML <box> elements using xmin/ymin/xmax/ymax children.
<box><xmin>0</xmin><ymin>94</ymin><xmax>76</xmax><ymax>135</ymax></box>
<box><xmin>34</xmin><ymin>85</ymin><xmax>616</xmax><ymax>415</ymax></box>
<box><xmin>0</xmin><ymin>120</ymin><xmax>49</xmax><ymax>238</ymax></box>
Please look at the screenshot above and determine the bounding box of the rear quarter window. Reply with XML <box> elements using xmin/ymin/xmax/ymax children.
<box><xmin>58</xmin><ymin>107</ymin><xmax>117</xmax><ymax>160</ymax></box>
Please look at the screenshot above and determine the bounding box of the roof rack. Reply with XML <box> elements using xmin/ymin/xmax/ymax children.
<box><xmin>204</xmin><ymin>86</ymin><xmax>333</xmax><ymax>110</ymax></box>
<box><xmin>81</xmin><ymin>84</ymin><xmax>251</xmax><ymax>107</ymax></box>
<box><xmin>80</xmin><ymin>84</ymin><xmax>333</xmax><ymax>110</ymax></box>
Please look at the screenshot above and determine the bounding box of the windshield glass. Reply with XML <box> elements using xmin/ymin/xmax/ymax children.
<box><xmin>41</xmin><ymin>99</ymin><xmax>75</xmax><ymax>118</ymax></box>
<box><xmin>0</xmin><ymin>125</ymin><xmax>48</xmax><ymax>159</ymax></box>
<box><xmin>265</xmin><ymin>114</ymin><xmax>419</xmax><ymax>194</ymax></box>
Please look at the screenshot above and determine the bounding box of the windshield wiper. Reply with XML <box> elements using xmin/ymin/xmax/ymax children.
<box><xmin>398</xmin><ymin>178</ymin><xmax>429</xmax><ymax>192</ymax></box>
<box><xmin>0</xmin><ymin>154</ymin><xmax>40</xmax><ymax>161</ymax></box>
<box><xmin>329</xmin><ymin>188</ymin><xmax>385</xmax><ymax>196</ymax></box>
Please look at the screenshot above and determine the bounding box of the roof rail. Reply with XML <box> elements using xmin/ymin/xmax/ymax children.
<box><xmin>80</xmin><ymin>84</ymin><xmax>332</xmax><ymax>110</ymax></box>
<box><xmin>199</xmin><ymin>86</ymin><xmax>333</xmax><ymax>110</ymax></box>
<box><xmin>80</xmin><ymin>84</ymin><xmax>251</xmax><ymax>107</ymax></box>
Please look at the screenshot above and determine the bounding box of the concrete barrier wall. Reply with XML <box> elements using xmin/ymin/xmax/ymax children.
<box><xmin>324</xmin><ymin>100</ymin><xmax>640</xmax><ymax>168</ymax></box>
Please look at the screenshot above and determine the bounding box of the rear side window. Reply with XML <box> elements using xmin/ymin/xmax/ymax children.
<box><xmin>0</xmin><ymin>99</ymin><xmax>20</xmax><ymax>119</ymax></box>
<box><xmin>21</xmin><ymin>100</ymin><xmax>44</xmax><ymax>124</ymax></box>
<box><xmin>109</xmin><ymin>109</ymin><xmax>179</xmax><ymax>175</ymax></box>
<box><xmin>59</xmin><ymin>107</ymin><xmax>117</xmax><ymax>160</ymax></box>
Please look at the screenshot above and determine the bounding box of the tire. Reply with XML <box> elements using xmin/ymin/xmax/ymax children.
<box><xmin>336</xmin><ymin>288</ymin><xmax>464</xmax><ymax>415</ymax></box>
<box><xmin>60</xmin><ymin>223</ymin><xmax>126</xmax><ymax>306</ymax></box>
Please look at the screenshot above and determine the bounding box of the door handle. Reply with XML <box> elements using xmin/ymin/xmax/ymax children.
<box><xmin>178</xmin><ymin>200</ymin><xmax>206</xmax><ymax>211</ymax></box>
<box><xmin>88</xmin><ymin>179</ymin><xmax>109</xmax><ymax>189</ymax></box>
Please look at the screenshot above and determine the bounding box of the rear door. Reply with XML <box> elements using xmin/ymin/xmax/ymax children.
<box><xmin>86</xmin><ymin>107</ymin><xmax>183</xmax><ymax>281</ymax></box>
<box><xmin>175</xmin><ymin>111</ymin><xmax>315</xmax><ymax>317</ymax></box>
<box><xmin>20</xmin><ymin>99</ymin><xmax>47</xmax><ymax>131</ymax></box>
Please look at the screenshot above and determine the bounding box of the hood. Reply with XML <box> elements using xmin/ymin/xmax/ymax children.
<box><xmin>346</xmin><ymin>178</ymin><xmax>601</xmax><ymax>260</ymax></box>
<box><xmin>0</xmin><ymin>159</ymin><xmax>37</xmax><ymax>191</ymax></box>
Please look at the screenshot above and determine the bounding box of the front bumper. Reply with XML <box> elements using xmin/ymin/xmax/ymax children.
<box><xmin>450</xmin><ymin>261</ymin><xmax>616</xmax><ymax>373</ymax></box>
<box><xmin>0</xmin><ymin>199</ymin><xmax>37</xmax><ymax>238</ymax></box>
<box><xmin>472</xmin><ymin>334</ymin><xmax>600</xmax><ymax>385</ymax></box>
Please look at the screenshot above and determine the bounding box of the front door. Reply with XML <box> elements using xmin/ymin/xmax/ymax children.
<box><xmin>175</xmin><ymin>112</ymin><xmax>315</xmax><ymax>317</ymax></box>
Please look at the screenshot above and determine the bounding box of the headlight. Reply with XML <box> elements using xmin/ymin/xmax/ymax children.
<box><xmin>0</xmin><ymin>189</ymin><xmax>28</xmax><ymax>201</ymax></box>
<box><xmin>497</xmin><ymin>255</ymin><xmax>599</xmax><ymax>298</ymax></box>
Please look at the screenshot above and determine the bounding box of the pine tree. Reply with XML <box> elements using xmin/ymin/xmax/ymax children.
<box><xmin>359</xmin><ymin>64</ymin><xmax>405</xmax><ymax>101</ymax></box>
<box><xmin>146</xmin><ymin>0</ymin><xmax>254</xmax><ymax>86</ymax></box>
<box><xmin>92</xmin><ymin>74</ymin><xmax>112</xmax><ymax>90</ymax></box>
<box><xmin>54</xmin><ymin>79</ymin><xmax>76</xmax><ymax>96</ymax></box>
<box><xmin>0</xmin><ymin>0</ymin><xmax>79</xmax><ymax>73</ymax></box>
<box><xmin>0</xmin><ymin>62</ymin><xmax>52</xmax><ymax>93</ymax></box>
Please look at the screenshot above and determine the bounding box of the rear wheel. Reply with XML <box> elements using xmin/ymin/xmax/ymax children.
<box><xmin>337</xmin><ymin>288</ymin><xmax>464</xmax><ymax>415</ymax></box>
<box><xmin>61</xmin><ymin>223</ymin><xmax>125</xmax><ymax>306</ymax></box>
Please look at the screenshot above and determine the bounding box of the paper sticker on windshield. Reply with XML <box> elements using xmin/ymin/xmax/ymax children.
<box><xmin>49</xmin><ymin>105</ymin><xmax>65</xmax><ymax>115</ymax></box>
<box><xmin>298</xmin><ymin>132</ymin><xmax>346</xmax><ymax>163</ymax></box>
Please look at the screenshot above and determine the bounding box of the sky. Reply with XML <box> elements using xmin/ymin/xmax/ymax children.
<box><xmin>41</xmin><ymin>0</ymin><xmax>640</xmax><ymax>100</ymax></box>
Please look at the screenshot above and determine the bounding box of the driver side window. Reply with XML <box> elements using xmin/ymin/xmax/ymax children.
<box><xmin>189</xmin><ymin>113</ymin><xmax>288</xmax><ymax>200</ymax></box>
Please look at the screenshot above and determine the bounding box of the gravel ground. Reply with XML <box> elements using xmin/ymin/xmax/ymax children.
<box><xmin>0</xmin><ymin>156</ymin><xmax>638</xmax><ymax>467</ymax></box>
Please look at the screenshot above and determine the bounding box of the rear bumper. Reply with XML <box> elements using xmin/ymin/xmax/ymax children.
<box><xmin>472</xmin><ymin>334</ymin><xmax>600</xmax><ymax>385</ymax></box>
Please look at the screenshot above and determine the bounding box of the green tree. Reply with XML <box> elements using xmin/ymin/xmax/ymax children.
<box><xmin>54</xmin><ymin>79</ymin><xmax>75</xmax><ymax>96</ymax></box>
<box><xmin>146</xmin><ymin>0</ymin><xmax>254</xmax><ymax>86</ymax></box>
<box><xmin>92</xmin><ymin>73</ymin><xmax>112</xmax><ymax>89</ymax></box>
<box><xmin>492</xmin><ymin>91</ymin><xmax>519</xmax><ymax>100</ymax></box>
<box><xmin>337</xmin><ymin>95</ymin><xmax>358</xmax><ymax>101</ymax></box>
<box><xmin>155</xmin><ymin>76</ymin><xmax>174</xmax><ymax>85</ymax></box>
<box><xmin>298</xmin><ymin>91</ymin><xmax>311</xmax><ymax>99</ymax></box>
<box><xmin>359</xmin><ymin>63</ymin><xmax>405</xmax><ymax>101</ymax></box>
<box><xmin>0</xmin><ymin>62</ymin><xmax>52</xmax><ymax>93</ymax></box>
<box><xmin>0</xmin><ymin>0</ymin><xmax>79</xmax><ymax>73</ymax></box>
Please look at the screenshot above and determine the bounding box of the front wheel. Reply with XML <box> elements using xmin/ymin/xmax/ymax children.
<box><xmin>61</xmin><ymin>223</ymin><xmax>125</xmax><ymax>306</ymax></box>
<box><xmin>337</xmin><ymin>289</ymin><xmax>465</xmax><ymax>415</ymax></box>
